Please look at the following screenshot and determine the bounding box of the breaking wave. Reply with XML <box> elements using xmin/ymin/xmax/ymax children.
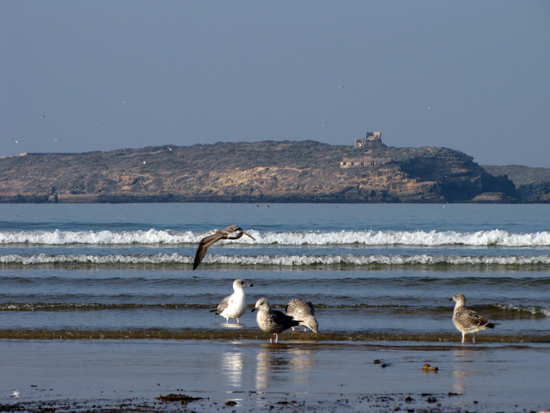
<box><xmin>1</xmin><ymin>229</ymin><xmax>550</xmax><ymax>247</ymax></box>
<box><xmin>494</xmin><ymin>304</ymin><xmax>550</xmax><ymax>317</ymax></box>
<box><xmin>1</xmin><ymin>253</ymin><xmax>549</xmax><ymax>267</ymax></box>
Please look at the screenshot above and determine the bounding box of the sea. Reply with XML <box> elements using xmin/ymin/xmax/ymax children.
<box><xmin>1</xmin><ymin>203</ymin><xmax>549</xmax><ymax>411</ymax></box>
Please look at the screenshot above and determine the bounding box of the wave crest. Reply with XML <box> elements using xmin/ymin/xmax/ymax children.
<box><xmin>1</xmin><ymin>229</ymin><xmax>550</xmax><ymax>247</ymax></box>
<box><xmin>1</xmin><ymin>253</ymin><xmax>549</xmax><ymax>266</ymax></box>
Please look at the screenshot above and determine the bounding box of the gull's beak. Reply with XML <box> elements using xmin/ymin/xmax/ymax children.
<box><xmin>449</xmin><ymin>298</ymin><xmax>453</xmax><ymax>301</ymax></box>
<box><xmin>246</xmin><ymin>282</ymin><xmax>253</xmax><ymax>287</ymax></box>
<box><xmin>251</xmin><ymin>307</ymin><xmax>257</xmax><ymax>313</ymax></box>
<box><xmin>243</xmin><ymin>231</ymin><xmax>255</xmax><ymax>241</ymax></box>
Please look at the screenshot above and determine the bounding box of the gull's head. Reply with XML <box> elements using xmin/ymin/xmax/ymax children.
<box><xmin>234</xmin><ymin>279</ymin><xmax>253</xmax><ymax>289</ymax></box>
<box><xmin>252</xmin><ymin>297</ymin><xmax>269</xmax><ymax>313</ymax></box>
<box><xmin>450</xmin><ymin>293</ymin><xmax>466</xmax><ymax>306</ymax></box>
<box><xmin>228</xmin><ymin>225</ymin><xmax>255</xmax><ymax>241</ymax></box>
<box><xmin>305</xmin><ymin>315</ymin><xmax>319</xmax><ymax>333</ymax></box>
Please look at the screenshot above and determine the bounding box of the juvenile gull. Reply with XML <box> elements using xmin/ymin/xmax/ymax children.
<box><xmin>193</xmin><ymin>225</ymin><xmax>255</xmax><ymax>270</ymax></box>
<box><xmin>211</xmin><ymin>279</ymin><xmax>253</xmax><ymax>323</ymax></box>
<box><xmin>252</xmin><ymin>297</ymin><xmax>301</xmax><ymax>343</ymax></box>
<box><xmin>286</xmin><ymin>298</ymin><xmax>319</xmax><ymax>333</ymax></box>
<box><xmin>450</xmin><ymin>293</ymin><xmax>498</xmax><ymax>344</ymax></box>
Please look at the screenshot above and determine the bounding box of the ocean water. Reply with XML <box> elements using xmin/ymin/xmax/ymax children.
<box><xmin>1</xmin><ymin>203</ymin><xmax>550</xmax><ymax>411</ymax></box>
<box><xmin>0</xmin><ymin>203</ymin><xmax>549</xmax><ymax>343</ymax></box>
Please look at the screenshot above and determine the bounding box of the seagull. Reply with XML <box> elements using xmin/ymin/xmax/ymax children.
<box><xmin>286</xmin><ymin>298</ymin><xmax>319</xmax><ymax>333</ymax></box>
<box><xmin>41</xmin><ymin>115</ymin><xmax>45</xmax><ymax>118</ymax></box>
<box><xmin>211</xmin><ymin>279</ymin><xmax>253</xmax><ymax>323</ymax></box>
<box><xmin>339</xmin><ymin>85</ymin><xmax>344</xmax><ymax>88</ymax></box>
<box><xmin>193</xmin><ymin>225</ymin><xmax>255</xmax><ymax>270</ymax></box>
<box><xmin>11</xmin><ymin>390</ymin><xmax>20</xmax><ymax>398</ymax></box>
<box><xmin>450</xmin><ymin>293</ymin><xmax>498</xmax><ymax>344</ymax></box>
<box><xmin>53</xmin><ymin>139</ymin><xmax>60</xmax><ymax>143</ymax></box>
<box><xmin>252</xmin><ymin>297</ymin><xmax>301</xmax><ymax>343</ymax></box>
<box><xmin>13</xmin><ymin>139</ymin><xmax>19</xmax><ymax>143</ymax></box>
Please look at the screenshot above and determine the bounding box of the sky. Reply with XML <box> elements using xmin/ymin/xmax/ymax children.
<box><xmin>1</xmin><ymin>1</ymin><xmax>549</xmax><ymax>167</ymax></box>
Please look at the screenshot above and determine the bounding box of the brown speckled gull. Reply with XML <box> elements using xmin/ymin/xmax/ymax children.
<box><xmin>193</xmin><ymin>225</ymin><xmax>254</xmax><ymax>270</ymax></box>
<box><xmin>286</xmin><ymin>298</ymin><xmax>319</xmax><ymax>333</ymax></box>
<box><xmin>450</xmin><ymin>293</ymin><xmax>498</xmax><ymax>344</ymax></box>
<box><xmin>252</xmin><ymin>297</ymin><xmax>301</xmax><ymax>343</ymax></box>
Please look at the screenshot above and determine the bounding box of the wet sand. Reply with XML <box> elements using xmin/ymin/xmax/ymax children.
<box><xmin>1</xmin><ymin>339</ymin><xmax>549</xmax><ymax>412</ymax></box>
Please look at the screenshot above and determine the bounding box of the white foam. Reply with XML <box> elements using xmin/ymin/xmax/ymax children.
<box><xmin>495</xmin><ymin>304</ymin><xmax>550</xmax><ymax>317</ymax></box>
<box><xmin>1</xmin><ymin>253</ymin><xmax>549</xmax><ymax>266</ymax></box>
<box><xmin>1</xmin><ymin>229</ymin><xmax>549</xmax><ymax>247</ymax></box>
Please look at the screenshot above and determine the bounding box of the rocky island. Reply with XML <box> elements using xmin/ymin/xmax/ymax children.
<box><xmin>0</xmin><ymin>133</ymin><xmax>548</xmax><ymax>203</ymax></box>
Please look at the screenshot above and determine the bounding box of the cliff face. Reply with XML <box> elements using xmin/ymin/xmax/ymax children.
<box><xmin>0</xmin><ymin>140</ymin><xmax>519</xmax><ymax>203</ymax></box>
<box><xmin>482</xmin><ymin>165</ymin><xmax>550</xmax><ymax>203</ymax></box>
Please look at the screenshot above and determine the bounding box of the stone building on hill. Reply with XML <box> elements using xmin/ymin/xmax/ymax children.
<box><xmin>355</xmin><ymin>132</ymin><xmax>381</xmax><ymax>148</ymax></box>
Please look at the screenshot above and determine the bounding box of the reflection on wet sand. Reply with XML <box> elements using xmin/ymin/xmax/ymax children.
<box><xmin>452</xmin><ymin>347</ymin><xmax>471</xmax><ymax>394</ymax></box>
<box><xmin>221</xmin><ymin>350</ymin><xmax>244</xmax><ymax>387</ymax></box>
<box><xmin>255</xmin><ymin>345</ymin><xmax>316</xmax><ymax>390</ymax></box>
<box><xmin>288</xmin><ymin>347</ymin><xmax>317</xmax><ymax>386</ymax></box>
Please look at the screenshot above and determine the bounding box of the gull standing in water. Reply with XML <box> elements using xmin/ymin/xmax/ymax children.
<box><xmin>193</xmin><ymin>225</ymin><xmax>255</xmax><ymax>270</ymax></box>
<box><xmin>252</xmin><ymin>297</ymin><xmax>301</xmax><ymax>343</ymax></box>
<box><xmin>286</xmin><ymin>298</ymin><xmax>319</xmax><ymax>333</ymax></box>
<box><xmin>211</xmin><ymin>279</ymin><xmax>253</xmax><ymax>323</ymax></box>
<box><xmin>450</xmin><ymin>293</ymin><xmax>498</xmax><ymax>344</ymax></box>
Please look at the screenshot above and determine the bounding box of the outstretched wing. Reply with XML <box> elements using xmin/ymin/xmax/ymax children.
<box><xmin>193</xmin><ymin>232</ymin><xmax>226</xmax><ymax>270</ymax></box>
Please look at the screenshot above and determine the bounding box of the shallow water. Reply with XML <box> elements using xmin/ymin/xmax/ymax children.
<box><xmin>1</xmin><ymin>203</ymin><xmax>549</xmax><ymax>409</ymax></box>
<box><xmin>0</xmin><ymin>203</ymin><xmax>549</xmax><ymax>342</ymax></box>
<box><xmin>1</xmin><ymin>340</ymin><xmax>549</xmax><ymax>412</ymax></box>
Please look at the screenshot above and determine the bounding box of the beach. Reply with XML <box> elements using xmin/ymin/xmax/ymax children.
<box><xmin>1</xmin><ymin>339</ymin><xmax>549</xmax><ymax>412</ymax></box>
<box><xmin>1</xmin><ymin>203</ymin><xmax>549</xmax><ymax>412</ymax></box>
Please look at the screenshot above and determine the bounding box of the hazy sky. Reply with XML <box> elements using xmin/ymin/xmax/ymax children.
<box><xmin>1</xmin><ymin>1</ymin><xmax>549</xmax><ymax>167</ymax></box>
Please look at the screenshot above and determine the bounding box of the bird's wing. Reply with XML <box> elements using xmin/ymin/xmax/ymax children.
<box><xmin>193</xmin><ymin>232</ymin><xmax>226</xmax><ymax>270</ymax></box>
<box><xmin>306</xmin><ymin>301</ymin><xmax>315</xmax><ymax>316</ymax></box>
<box><xmin>217</xmin><ymin>295</ymin><xmax>231</xmax><ymax>314</ymax></box>
<box><xmin>459</xmin><ymin>308</ymin><xmax>491</xmax><ymax>328</ymax></box>
<box><xmin>273</xmin><ymin>310</ymin><xmax>301</xmax><ymax>327</ymax></box>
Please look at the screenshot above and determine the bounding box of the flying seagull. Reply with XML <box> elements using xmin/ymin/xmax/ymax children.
<box><xmin>450</xmin><ymin>293</ymin><xmax>498</xmax><ymax>344</ymax></box>
<box><xmin>193</xmin><ymin>225</ymin><xmax>254</xmax><ymax>270</ymax></box>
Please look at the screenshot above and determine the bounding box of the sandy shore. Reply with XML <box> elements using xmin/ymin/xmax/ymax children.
<box><xmin>0</xmin><ymin>390</ymin><xmax>505</xmax><ymax>412</ymax></box>
<box><xmin>1</xmin><ymin>339</ymin><xmax>549</xmax><ymax>412</ymax></box>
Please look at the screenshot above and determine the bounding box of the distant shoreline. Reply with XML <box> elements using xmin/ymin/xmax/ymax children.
<box><xmin>1</xmin><ymin>140</ymin><xmax>549</xmax><ymax>204</ymax></box>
